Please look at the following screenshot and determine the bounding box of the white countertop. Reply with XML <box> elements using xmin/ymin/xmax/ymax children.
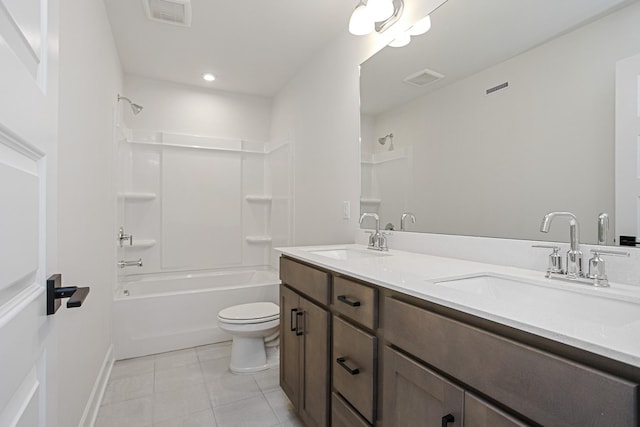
<box><xmin>277</xmin><ymin>244</ymin><xmax>640</xmax><ymax>368</ymax></box>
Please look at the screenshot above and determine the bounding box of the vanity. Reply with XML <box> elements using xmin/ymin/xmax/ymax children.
<box><xmin>277</xmin><ymin>245</ymin><xmax>640</xmax><ymax>427</ymax></box>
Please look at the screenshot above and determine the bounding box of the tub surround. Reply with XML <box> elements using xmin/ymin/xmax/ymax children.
<box><xmin>278</xmin><ymin>243</ymin><xmax>640</xmax><ymax>368</ymax></box>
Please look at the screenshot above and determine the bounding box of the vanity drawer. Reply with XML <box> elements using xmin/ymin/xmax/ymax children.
<box><xmin>280</xmin><ymin>257</ymin><xmax>330</xmax><ymax>305</ymax></box>
<box><xmin>384</xmin><ymin>297</ymin><xmax>638</xmax><ymax>426</ymax></box>
<box><xmin>333</xmin><ymin>316</ymin><xmax>377</xmax><ymax>424</ymax></box>
<box><xmin>331</xmin><ymin>393</ymin><xmax>370</xmax><ymax>427</ymax></box>
<box><xmin>332</xmin><ymin>276</ymin><xmax>377</xmax><ymax>329</ymax></box>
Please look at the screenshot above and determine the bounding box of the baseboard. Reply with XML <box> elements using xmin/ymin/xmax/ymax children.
<box><xmin>78</xmin><ymin>344</ymin><xmax>114</xmax><ymax>427</ymax></box>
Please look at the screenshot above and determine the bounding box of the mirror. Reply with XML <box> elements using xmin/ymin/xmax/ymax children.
<box><xmin>360</xmin><ymin>0</ymin><xmax>640</xmax><ymax>245</ymax></box>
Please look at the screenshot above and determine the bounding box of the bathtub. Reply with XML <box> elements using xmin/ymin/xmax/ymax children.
<box><xmin>113</xmin><ymin>268</ymin><xmax>279</xmax><ymax>360</ymax></box>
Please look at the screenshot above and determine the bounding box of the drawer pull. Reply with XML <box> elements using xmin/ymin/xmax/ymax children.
<box><xmin>336</xmin><ymin>357</ymin><xmax>360</xmax><ymax>375</ymax></box>
<box><xmin>290</xmin><ymin>308</ymin><xmax>298</xmax><ymax>332</ymax></box>
<box><xmin>441</xmin><ymin>414</ymin><xmax>455</xmax><ymax>427</ymax></box>
<box><xmin>295</xmin><ymin>311</ymin><xmax>304</xmax><ymax>336</ymax></box>
<box><xmin>337</xmin><ymin>295</ymin><xmax>361</xmax><ymax>307</ymax></box>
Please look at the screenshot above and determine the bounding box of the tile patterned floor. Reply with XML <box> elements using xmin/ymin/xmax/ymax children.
<box><xmin>96</xmin><ymin>342</ymin><xmax>303</xmax><ymax>427</ymax></box>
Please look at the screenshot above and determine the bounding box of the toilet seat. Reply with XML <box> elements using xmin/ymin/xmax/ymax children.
<box><xmin>218</xmin><ymin>302</ymin><xmax>279</xmax><ymax>324</ymax></box>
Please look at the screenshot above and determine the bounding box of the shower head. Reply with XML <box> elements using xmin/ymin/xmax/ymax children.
<box><xmin>117</xmin><ymin>94</ymin><xmax>143</xmax><ymax>115</ymax></box>
<box><xmin>378</xmin><ymin>133</ymin><xmax>394</xmax><ymax>151</ymax></box>
<box><xmin>378</xmin><ymin>133</ymin><xmax>393</xmax><ymax>144</ymax></box>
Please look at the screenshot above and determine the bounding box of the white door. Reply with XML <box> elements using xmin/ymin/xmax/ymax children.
<box><xmin>615</xmin><ymin>53</ymin><xmax>640</xmax><ymax>243</ymax></box>
<box><xmin>0</xmin><ymin>0</ymin><xmax>60</xmax><ymax>426</ymax></box>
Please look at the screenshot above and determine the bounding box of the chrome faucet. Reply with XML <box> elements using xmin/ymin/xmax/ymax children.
<box><xmin>540</xmin><ymin>212</ymin><xmax>583</xmax><ymax>278</ymax></box>
<box><xmin>597</xmin><ymin>212</ymin><xmax>609</xmax><ymax>246</ymax></box>
<box><xmin>359</xmin><ymin>212</ymin><xmax>388</xmax><ymax>251</ymax></box>
<box><xmin>400</xmin><ymin>213</ymin><xmax>416</xmax><ymax>231</ymax></box>
<box><xmin>118</xmin><ymin>258</ymin><xmax>143</xmax><ymax>269</ymax></box>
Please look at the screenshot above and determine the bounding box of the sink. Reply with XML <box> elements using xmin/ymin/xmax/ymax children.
<box><xmin>308</xmin><ymin>248</ymin><xmax>390</xmax><ymax>260</ymax></box>
<box><xmin>432</xmin><ymin>273</ymin><xmax>640</xmax><ymax>328</ymax></box>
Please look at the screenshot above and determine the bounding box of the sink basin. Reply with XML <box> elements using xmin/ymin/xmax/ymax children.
<box><xmin>309</xmin><ymin>248</ymin><xmax>389</xmax><ymax>260</ymax></box>
<box><xmin>432</xmin><ymin>273</ymin><xmax>640</xmax><ymax>328</ymax></box>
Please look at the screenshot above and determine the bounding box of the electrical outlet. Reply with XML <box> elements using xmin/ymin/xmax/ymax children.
<box><xmin>343</xmin><ymin>201</ymin><xmax>351</xmax><ymax>219</ymax></box>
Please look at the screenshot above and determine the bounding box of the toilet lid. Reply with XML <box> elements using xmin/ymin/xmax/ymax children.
<box><xmin>218</xmin><ymin>302</ymin><xmax>279</xmax><ymax>324</ymax></box>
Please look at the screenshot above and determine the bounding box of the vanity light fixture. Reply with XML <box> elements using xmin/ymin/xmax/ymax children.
<box><xmin>408</xmin><ymin>15</ymin><xmax>431</xmax><ymax>36</ymax></box>
<box><xmin>348</xmin><ymin>0</ymin><xmax>404</xmax><ymax>36</ymax></box>
<box><xmin>349</xmin><ymin>1</ymin><xmax>374</xmax><ymax>35</ymax></box>
<box><xmin>389</xmin><ymin>13</ymin><xmax>431</xmax><ymax>47</ymax></box>
<box><xmin>367</xmin><ymin>0</ymin><xmax>394</xmax><ymax>21</ymax></box>
<box><xmin>202</xmin><ymin>73</ymin><xmax>215</xmax><ymax>82</ymax></box>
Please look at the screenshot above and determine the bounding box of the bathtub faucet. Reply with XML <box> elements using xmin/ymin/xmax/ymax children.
<box><xmin>118</xmin><ymin>258</ymin><xmax>143</xmax><ymax>268</ymax></box>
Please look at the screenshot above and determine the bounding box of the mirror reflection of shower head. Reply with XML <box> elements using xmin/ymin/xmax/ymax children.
<box><xmin>378</xmin><ymin>133</ymin><xmax>394</xmax><ymax>151</ymax></box>
<box><xmin>117</xmin><ymin>94</ymin><xmax>143</xmax><ymax>115</ymax></box>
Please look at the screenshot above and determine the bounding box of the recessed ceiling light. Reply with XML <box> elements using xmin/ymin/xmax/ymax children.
<box><xmin>202</xmin><ymin>73</ymin><xmax>215</xmax><ymax>82</ymax></box>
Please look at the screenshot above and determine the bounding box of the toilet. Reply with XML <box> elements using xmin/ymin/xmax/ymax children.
<box><xmin>217</xmin><ymin>302</ymin><xmax>280</xmax><ymax>374</ymax></box>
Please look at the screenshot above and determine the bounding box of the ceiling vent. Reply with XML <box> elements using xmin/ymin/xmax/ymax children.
<box><xmin>143</xmin><ymin>0</ymin><xmax>192</xmax><ymax>27</ymax></box>
<box><xmin>403</xmin><ymin>68</ymin><xmax>444</xmax><ymax>87</ymax></box>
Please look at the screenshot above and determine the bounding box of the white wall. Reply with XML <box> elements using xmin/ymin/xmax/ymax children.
<box><xmin>270</xmin><ymin>0</ymin><xmax>447</xmax><ymax>246</ymax></box>
<box><xmin>123</xmin><ymin>75</ymin><xmax>271</xmax><ymax>140</ymax></box>
<box><xmin>57</xmin><ymin>0</ymin><xmax>122</xmax><ymax>425</ymax></box>
<box><xmin>370</xmin><ymin>2</ymin><xmax>640</xmax><ymax>243</ymax></box>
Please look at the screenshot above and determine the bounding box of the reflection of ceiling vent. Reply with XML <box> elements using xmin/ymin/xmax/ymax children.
<box><xmin>403</xmin><ymin>68</ymin><xmax>444</xmax><ymax>87</ymax></box>
<box><xmin>143</xmin><ymin>0</ymin><xmax>192</xmax><ymax>27</ymax></box>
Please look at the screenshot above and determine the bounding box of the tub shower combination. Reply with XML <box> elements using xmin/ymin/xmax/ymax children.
<box><xmin>114</xmin><ymin>128</ymin><xmax>291</xmax><ymax>361</ymax></box>
<box><xmin>114</xmin><ymin>269</ymin><xmax>279</xmax><ymax>360</ymax></box>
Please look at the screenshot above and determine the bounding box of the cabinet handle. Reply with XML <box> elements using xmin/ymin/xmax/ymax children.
<box><xmin>336</xmin><ymin>357</ymin><xmax>360</xmax><ymax>375</ymax></box>
<box><xmin>290</xmin><ymin>308</ymin><xmax>298</xmax><ymax>332</ymax></box>
<box><xmin>295</xmin><ymin>311</ymin><xmax>304</xmax><ymax>336</ymax></box>
<box><xmin>337</xmin><ymin>295</ymin><xmax>361</xmax><ymax>307</ymax></box>
<box><xmin>441</xmin><ymin>414</ymin><xmax>455</xmax><ymax>427</ymax></box>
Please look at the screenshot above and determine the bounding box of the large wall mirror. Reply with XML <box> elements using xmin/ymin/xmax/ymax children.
<box><xmin>360</xmin><ymin>0</ymin><xmax>640</xmax><ymax>245</ymax></box>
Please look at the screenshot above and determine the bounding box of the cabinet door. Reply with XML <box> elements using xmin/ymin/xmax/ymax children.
<box><xmin>332</xmin><ymin>393</ymin><xmax>370</xmax><ymax>427</ymax></box>
<box><xmin>383</xmin><ymin>346</ymin><xmax>463</xmax><ymax>427</ymax></box>
<box><xmin>464</xmin><ymin>393</ymin><xmax>530</xmax><ymax>427</ymax></box>
<box><xmin>299</xmin><ymin>297</ymin><xmax>330</xmax><ymax>427</ymax></box>
<box><xmin>280</xmin><ymin>284</ymin><xmax>300</xmax><ymax>408</ymax></box>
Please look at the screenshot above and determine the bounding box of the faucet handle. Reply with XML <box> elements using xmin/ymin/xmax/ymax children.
<box><xmin>378</xmin><ymin>232</ymin><xmax>389</xmax><ymax>251</ymax></box>
<box><xmin>364</xmin><ymin>230</ymin><xmax>376</xmax><ymax>246</ymax></box>
<box><xmin>590</xmin><ymin>249</ymin><xmax>630</xmax><ymax>257</ymax></box>
<box><xmin>587</xmin><ymin>249</ymin><xmax>629</xmax><ymax>287</ymax></box>
<box><xmin>532</xmin><ymin>245</ymin><xmax>563</xmax><ymax>274</ymax></box>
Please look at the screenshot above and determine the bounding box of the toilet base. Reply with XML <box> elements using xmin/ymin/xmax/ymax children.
<box><xmin>229</xmin><ymin>336</ymin><xmax>270</xmax><ymax>374</ymax></box>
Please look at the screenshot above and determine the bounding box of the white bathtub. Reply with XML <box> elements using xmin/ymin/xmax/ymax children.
<box><xmin>113</xmin><ymin>269</ymin><xmax>279</xmax><ymax>360</ymax></box>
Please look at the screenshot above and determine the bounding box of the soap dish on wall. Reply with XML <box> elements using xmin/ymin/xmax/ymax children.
<box><xmin>118</xmin><ymin>192</ymin><xmax>157</xmax><ymax>201</ymax></box>
<box><xmin>246</xmin><ymin>236</ymin><xmax>272</xmax><ymax>243</ymax></box>
<box><xmin>245</xmin><ymin>195</ymin><xmax>272</xmax><ymax>202</ymax></box>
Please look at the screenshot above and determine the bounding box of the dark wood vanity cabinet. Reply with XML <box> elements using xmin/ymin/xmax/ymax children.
<box><xmin>279</xmin><ymin>256</ymin><xmax>639</xmax><ymax>427</ymax></box>
<box><xmin>280</xmin><ymin>258</ymin><xmax>331</xmax><ymax>427</ymax></box>
<box><xmin>383</xmin><ymin>296</ymin><xmax>638</xmax><ymax>427</ymax></box>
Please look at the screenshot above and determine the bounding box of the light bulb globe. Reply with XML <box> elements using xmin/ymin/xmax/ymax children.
<box><xmin>349</xmin><ymin>3</ymin><xmax>374</xmax><ymax>35</ymax></box>
<box><xmin>408</xmin><ymin>15</ymin><xmax>431</xmax><ymax>36</ymax></box>
<box><xmin>367</xmin><ymin>0</ymin><xmax>394</xmax><ymax>22</ymax></box>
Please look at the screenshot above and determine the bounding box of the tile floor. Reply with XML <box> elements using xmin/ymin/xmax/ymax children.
<box><xmin>95</xmin><ymin>342</ymin><xmax>303</xmax><ymax>427</ymax></box>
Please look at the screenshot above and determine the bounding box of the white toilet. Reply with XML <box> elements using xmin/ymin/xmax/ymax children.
<box><xmin>217</xmin><ymin>302</ymin><xmax>280</xmax><ymax>374</ymax></box>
